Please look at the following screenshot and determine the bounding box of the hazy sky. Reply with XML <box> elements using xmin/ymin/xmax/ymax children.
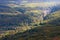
<box><xmin>0</xmin><ymin>0</ymin><xmax>60</xmax><ymax>4</ymax></box>
<box><xmin>0</xmin><ymin>0</ymin><xmax>60</xmax><ymax>8</ymax></box>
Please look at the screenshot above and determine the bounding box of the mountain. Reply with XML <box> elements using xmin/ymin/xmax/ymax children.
<box><xmin>0</xmin><ymin>3</ymin><xmax>60</xmax><ymax>40</ymax></box>
<box><xmin>0</xmin><ymin>5</ymin><xmax>22</xmax><ymax>27</ymax></box>
<box><xmin>50</xmin><ymin>5</ymin><xmax>60</xmax><ymax>13</ymax></box>
<box><xmin>0</xmin><ymin>10</ymin><xmax>60</xmax><ymax>40</ymax></box>
<box><xmin>0</xmin><ymin>14</ymin><xmax>33</xmax><ymax>26</ymax></box>
<box><xmin>44</xmin><ymin>11</ymin><xmax>60</xmax><ymax>26</ymax></box>
<box><xmin>0</xmin><ymin>5</ymin><xmax>16</xmax><ymax>13</ymax></box>
<box><xmin>0</xmin><ymin>4</ymin><xmax>60</xmax><ymax>27</ymax></box>
<box><xmin>0</xmin><ymin>5</ymin><xmax>33</xmax><ymax>27</ymax></box>
<box><xmin>0</xmin><ymin>5</ymin><xmax>43</xmax><ymax>30</ymax></box>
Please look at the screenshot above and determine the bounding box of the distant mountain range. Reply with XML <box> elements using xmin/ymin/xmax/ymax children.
<box><xmin>0</xmin><ymin>4</ymin><xmax>60</xmax><ymax>26</ymax></box>
<box><xmin>0</xmin><ymin>5</ymin><xmax>16</xmax><ymax>13</ymax></box>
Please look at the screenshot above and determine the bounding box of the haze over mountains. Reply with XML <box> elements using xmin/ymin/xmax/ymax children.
<box><xmin>0</xmin><ymin>0</ymin><xmax>60</xmax><ymax>26</ymax></box>
<box><xmin>0</xmin><ymin>0</ymin><xmax>60</xmax><ymax>40</ymax></box>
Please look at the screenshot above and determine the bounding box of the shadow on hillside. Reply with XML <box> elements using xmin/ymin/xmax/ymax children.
<box><xmin>0</xmin><ymin>14</ymin><xmax>32</xmax><ymax>27</ymax></box>
<box><xmin>0</xmin><ymin>25</ymin><xmax>60</xmax><ymax>40</ymax></box>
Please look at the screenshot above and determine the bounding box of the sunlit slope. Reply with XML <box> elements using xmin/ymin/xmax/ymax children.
<box><xmin>44</xmin><ymin>11</ymin><xmax>60</xmax><ymax>26</ymax></box>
